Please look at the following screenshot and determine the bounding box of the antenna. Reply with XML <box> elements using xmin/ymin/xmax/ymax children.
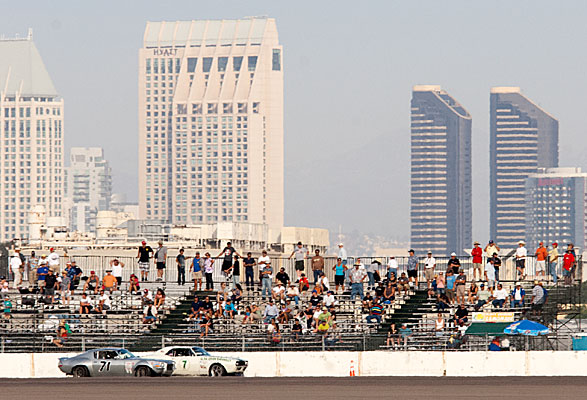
<box><xmin>27</xmin><ymin>28</ymin><xmax>33</xmax><ymax>41</ymax></box>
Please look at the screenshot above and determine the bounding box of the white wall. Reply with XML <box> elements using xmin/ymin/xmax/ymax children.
<box><xmin>1</xmin><ymin>351</ymin><xmax>587</xmax><ymax>378</ymax></box>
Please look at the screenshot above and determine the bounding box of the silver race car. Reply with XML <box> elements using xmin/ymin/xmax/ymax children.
<box><xmin>150</xmin><ymin>346</ymin><xmax>248</xmax><ymax>376</ymax></box>
<box><xmin>58</xmin><ymin>348</ymin><xmax>175</xmax><ymax>377</ymax></box>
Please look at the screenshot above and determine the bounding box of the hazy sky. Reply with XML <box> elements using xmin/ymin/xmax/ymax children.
<box><xmin>3</xmin><ymin>0</ymin><xmax>587</xmax><ymax>243</ymax></box>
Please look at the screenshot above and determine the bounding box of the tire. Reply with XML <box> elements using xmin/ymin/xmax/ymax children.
<box><xmin>135</xmin><ymin>366</ymin><xmax>152</xmax><ymax>377</ymax></box>
<box><xmin>208</xmin><ymin>364</ymin><xmax>227</xmax><ymax>377</ymax></box>
<box><xmin>72</xmin><ymin>366</ymin><xmax>89</xmax><ymax>378</ymax></box>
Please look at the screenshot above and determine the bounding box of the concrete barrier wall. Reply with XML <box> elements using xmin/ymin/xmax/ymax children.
<box><xmin>1</xmin><ymin>351</ymin><xmax>586</xmax><ymax>378</ymax></box>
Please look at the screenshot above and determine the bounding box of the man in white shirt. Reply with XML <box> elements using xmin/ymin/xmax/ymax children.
<box><xmin>387</xmin><ymin>256</ymin><xmax>399</xmax><ymax>280</ymax></box>
<box><xmin>109</xmin><ymin>259</ymin><xmax>125</xmax><ymax>287</ymax></box>
<box><xmin>272</xmin><ymin>282</ymin><xmax>286</xmax><ymax>301</ymax></box>
<box><xmin>337</xmin><ymin>243</ymin><xmax>348</xmax><ymax>266</ymax></box>
<box><xmin>424</xmin><ymin>252</ymin><xmax>436</xmax><ymax>289</ymax></box>
<box><xmin>48</xmin><ymin>248</ymin><xmax>60</xmax><ymax>273</ymax></box>
<box><xmin>515</xmin><ymin>241</ymin><xmax>527</xmax><ymax>280</ymax></box>
<box><xmin>323</xmin><ymin>291</ymin><xmax>337</xmax><ymax>307</ymax></box>
<box><xmin>491</xmin><ymin>284</ymin><xmax>509</xmax><ymax>308</ymax></box>
<box><xmin>10</xmin><ymin>249</ymin><xmax>23</xmax><ymax>288</ymax></box>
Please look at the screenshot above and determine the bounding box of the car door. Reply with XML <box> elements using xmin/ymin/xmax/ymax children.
<box><xmin>92</xmin><ymin>350</ymin><xmax>118</xmax><ymax>375</ymax></box>
<box><xmin>166</xmin><ymin>348</ymin><xmax>194</xmax><ymax>375</ymax></box>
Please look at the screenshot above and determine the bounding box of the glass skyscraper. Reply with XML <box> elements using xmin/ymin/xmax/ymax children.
<box><xmin>410</xmin><ymin>85</ymin><xmax>472</xmax><ymax>256</ymax></box>
<box><xmin>490</xmin><ymin>87</ymin><xmax>558</xmax><ymax>248</ymax></box>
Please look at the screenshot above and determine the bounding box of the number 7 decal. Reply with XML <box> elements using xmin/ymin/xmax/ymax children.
<box><xmin>99</xmin><ymin>361</ymin><xmax>111</xmax><ymax>372</ymax></box>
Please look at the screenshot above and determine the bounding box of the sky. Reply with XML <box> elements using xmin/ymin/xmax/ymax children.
<box><xmin>2</xmin><ymin>0</ymin><xmax>587</xmax><ymax>244</ymax></box>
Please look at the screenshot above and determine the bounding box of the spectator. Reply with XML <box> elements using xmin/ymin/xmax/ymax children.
<box><xmin>143</xmin><ymin>301</ymin><xmax>158</xmax><ymax>324</ymax></box>
<box><xmin>84</xmin><ymin>271</ymin><xmax>100</xmax><ymax>294</ymax></box>
<box><xmin>192</xmin><ymin>252</ymin><xmax>203</xmax><ymax>291</ymax></box>
<box><xmin>231</xmin><ymin>284</ymin><xmax>243</xmax><ymax>305</ymax></box>
<box><xmin>366</xmin><ymin>260</ymin><xmax>379</xmax><ymax>291</ymax></box>
<box><xmin>3</xmin><ymin>296</ymin><xmax>12</xmax><ymax>320</ymax></box>
<box><xmin>485</xmin><ymin>257</ymin><xmax>496</xmax><ymax>289</ymax></box>
<box><xmin>243</xmin><ymin>252</ymin><xmax>256</xmax><ymax>291</ymax></box>
<box><xmin>548</xmin><ymin>243</ymin><xmax>559</xmax><ymax>283</ymax></box>
<box><xmin>129</xmin><ymin>274</ymin><xmax>140</xmax><ymax>294</ymax></box>
<box><xmin>383</xmin><ymin>281</ymin><xmax>395</xmax><ymax>304</ymax></box>
<box><xmin>332</xmin><ymin>258</ymin><xmax>347</xmax><ymax>293</ymax></box>
<box><xmin>471</xmin><ymin>241</ymin><xmax>483</xmax><ymax>281</ymax></box>
<box><xmin>68</xmin><ymin>261</ymin><xmax>83</xmax><ymax>290</ymax></box>
<box><xmin>492</xmin><ymin>284</ymin><xmax>508</xmax><ymax>308</ymax></box>
<box><xmin>510</xmin><ymin>283</ymin><xmax>525</xmax><ymax>308</ymax></box>
<box><xmin>289</xmin><ymin>241</ymin><xmax>309</xmax><ymax>280</ymax></box>
<box><xmin>515</xmin><ymin>241</ymin><xmax>527</xmax><ymax>280</ymax></box>
<box><xmin>154</xmin><ymin>288</ymin><xmax>166</xmax><ymax>309</ymax></box>
<box><xmin>562</xmin><ymin>248</ymin><xmax>575</xmax><ymax>285</ymax></box>
<box><xmin>249</xmin><ymin>303</ymin><xmax>262</xmax><ymax>322</ymax></box>
<box><xmin>263</xmin><ymin>300</ymin><xmax>279</xmax><ymax>323</ymax></box>
<box><xmin>154</xmin><ymin>241</ymin><xmax>168</xmax><ymax>282</ymax></box>
<box><xmin>259</xmin><ymin>251</ymin><xmax>273</xmax><ymax>300</ymax></box>
<box><xmin>48</xmin><ymin>247</ymin><xmax>60</xmax><ymax>273</ymax></box>
<box><xmin>399</xmin><ymin>324</ymin><xmax>413</xmax><ymax>347</ymax></box>
<box><xmin>309</xmin><ymin>290</ymin><xmax>323</xmax><ymax>308</ymax></box>
<box><xmin>141</xmin><ymin>289</ymin><xmax>154</xmax><ymax>307</ymax></box>
<box><xmin>436</xmin><ymin>272</ymin><xmax>446</xmax><ymax>294</ymax></box>
<box><xmin>272</xmin><ymin>282</ymin><xmax>286</xmax><ymax>301</ymax></box>
<box><xmin>97</xmin><ymin>290</ymin><xmax>112</xmax><ymax>315</ymax></box>
<box><xmin>567</xmin><ymin>243</ymin><xmax>577</xmax><ymax>280</ymax></box>
<box><xmin>311</xmin><ymin>249</ymin><xmax>325</xmax><ymax>285</ymax></box>
<box><xmin>445</xmin><ymin>270</ymin><xmax>456</xmax><ymax>304</ymax></box>
<box><xmin>316</xmin><ymin>272</ymin><xmax>330</xmax><ymax>294</ymax></box>
<box><xmin>315</xmin><ymin>319</ymin><xmax>330</xmax><ymax>335</ymax></box>
<box><xmin>232</xmin><ymin>255</ymin><xmax>241</xmax><ymax>289</ymax></box>
<box><xmin>474</xmin><ymin>283</ymin><xmax>491</xmax><ymax>311</ymax></box>
<box><xmin>365</xmin><ymin>300</ymin><xmax>384</xmax><ymax>324</ymax></box>
<box><xmin>79</xmin><ymin>293</ymin><xmax>92</xmax><ymax>314</ymax></box>
<box><xmin>44</xmin><ymin>269</ymin><xmax>57</xmax><ymax>305</ymax></box>
<box><xmin>323</xmin><ymin>290</ymin><xmax>337</xmax><ymax>308</ymax></box>
<box><xmin>435</xmin><ymin>313</ymin><xmax>445</xmax><ymax>337</ymax></box>
<box><xmin>242</xmin><ymin>306</ymin><xmax>253</xmax><ymax>325</ymax></box>
<box><xmin>484</xmin><ymin>240</ymin><xmax>500</xmax><ymax>261</ymax></box>
<box><xmin>424</xmin><ymin>252</ymin><xmax>436</xmax><ymax>289</ymax></box>
<box><xmin>299</xmin><ymin>273</ymin><xmax>310</xmax><ymax>293</ymax></box>
<box><xmin>467</xmin><ymin>282</ymin><xmax>478</xmax><ymax>304</ymax></box>
<box><xmin>53</xmin><ymin>323</ymin><xmax>68</xmax><ymax>348</ymax></box>
<box><xmin>224</xmin><ymin>299</ymin><xmax>236</xmax><ymax>319</ymax></box>
<box><xmin>455</xmin><ymin>270</ymin><xmax>467</xmax><ymax>305</ymax></box>
<box><xmin>453</xmin><ymin>304</ymin><xmax>469</xmax><ymax>327</ymax></box>
<box><xmin>349</xmin><ymin>263</ymin><xmax>367</xmax><ymax>300</ymax></box>
<box><xmin>362</xmin><ymin>292</ymin><xmax>374</xmax><ymax>312</ymax></box>
<box><xmin>447</xmin><ymin>253</ymin><xmax>461</xmax><ymax>275</ymax></box>
<box><xmin>137</xmin><ymin>241</ymin><xmax>154</xmax><ymax>282</ymax></box>
<box><xmin>397</xmin><ymin>272</ymin><xmax>410</xmax><ymax>295</ymax></box>
<box><xmin>10</xmin><ymin>248</ymin><xmax>23</xmax><ymax>289</ymax></box>
<box><xmin>286</xmin><ymin>284</ymin><xmax>300</xmax><ymax>305</ymax></box>
<box><xmin>216</xmin><ymin>282</ymin><xmax>229</xmax><ymax>305</ymax></box>
<box><xmin>437</xmin><ymin>293</ymin><xmax>450</xmax><ymax>311</ymax></box>
<box><xmin>109</xmin><ymin>259</ymin><xmax>125</xmax><ymax>287</ymax></box>
<box><xmin>59</xmin><ymin>271</ymin><xmax>71</xmax><ymax>306</ymax></box>
<box><xmin>176</xmin><ymin>249</ymin><xmax>186</xmax><ymax>286</ymax></box>
<box><xmin>491</xmin><ymin>252</ymin><xmax>502</xmax><ymax>283</ymax></box>
<box><xmin>37</xmin><ymin>255</ymin><xmax>49</xmax><ymax>286</ymax></box>
<box><xmin>535</xmin><ymin>242</ymin><xmax>548</xmax><ymax>277</ymax></box>
<box><xmin>386</xmin><ymin>323</ymin><xmax>400</xmax><ymax>348</ymax></box>
<box><xmin>531</xmin><ymin>281</ymin><xmax>546</xmax><ymax>316</ymax></box>
<box><xmin>278</xmin><ymin>301</ymin><xmax>294</xmax><ymax>324</ymax></box>
<box><xmin>387</xmin><ymin>256</ymin><xmax>399</xmax><ymax>280</ymax></box>
<box><xmin>291</xmin><ymin>319</ymin><xmax>303</xmax><ymax>340</ymax></box>
<box><xmin>269</xmin><ymin>319</ymin><xmax>281</xmax><ymax>344</ymax></box>
<box><xmin>200</xmin><ymin>311</ymin><xmax>214</xmax><ymax>337</ymax></box>
<box><xmin>102</xmin><ymin>270</ymin><xmax>117</xmax><ymax>292</ymax></box>
<box><xmin>275</xmin><ymin>267</ymin><xmax>290</xmax><ymax>286</ymax></box>
<box><xmin>406</xmin><ymin>249</ymin><xmax>418</xmax><ymax>288</ymax></box>
<box><xmin>337</xmin><ymin>243</ymin><xmax>348</xmax><ymax>269</ymax></box>
<box><xmin>203</xmin><ymin>252</ymin><xmax>215</xmax><ymax>290</ymax></box>
<box><xmin>217</xmin><ymin>241</ymin><xmax>240</xmax><ymax>283</ymax></box>
<box><xmin>27</xmin><ymin>251</ymin><xmax>39</xmax><ymax>286</ymax></box>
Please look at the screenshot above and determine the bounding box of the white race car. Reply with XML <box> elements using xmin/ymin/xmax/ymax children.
<box><xmin>150</xmin><ymin>346</ymin><xmax>248</xmax><ymax>376</ymax></box>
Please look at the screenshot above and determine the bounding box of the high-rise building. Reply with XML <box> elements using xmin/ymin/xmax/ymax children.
<box><xmin>410</xmin><ymin>85</ymin><xmax>472</xmax><ymax>256</ymax></box>
<box><xmin>525</xmin><ymin>167</ymin><xmax>587</xmax><ymax>251</ymax></box>
<box><xmin>490</xmin><ymin>87</ymin><xmax>558</xmax><ymax>248</ymax></box>
<box><xmin>64</xmin><ymin>147</ymin><xmax>112</xmax><ymax>232</ymax></box>
<box><xmin>138</xmin><ymin>17</ymin><xmax>284</xmax><ymax>230</ymax></box>
<box><xmin>0</xmin><ymin>30</ymin><xmax>64</xmax><ymax>241</ymax></box>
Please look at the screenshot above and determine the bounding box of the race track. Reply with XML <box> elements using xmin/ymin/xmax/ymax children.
<box><xmin>1</xmin><ymin>376</ymin><xmax>585</xmax><ymax>399</ymax></box>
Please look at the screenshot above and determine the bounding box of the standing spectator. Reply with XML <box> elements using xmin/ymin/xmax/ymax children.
<box><xmin>59</xmin><ymin>270</ymin><xmax>71</xmax><ymax>306</ymax></box>
<box><xmin>491</xmin><ymin>252</ymin><xmax>502</xmax><ymax>283</ymax></box>
<box><xmin>349</xmin><ymin>263</ymin><xmax>367</xmax><ymax>300</ymax></box>
<box><xmin>109</xmin><ymin>259</ymin><xmax>125</xmax><ymax>287</ymax></box>
<box><xmin>243</xmin><ymin>252</ymin><xmax>256</xmax><ymax>291</ymax></box>
<box><xmin>192</xmin><ymin>252</ymin><xmax>203</xmax><ymax>291</ymax></box>
<box><xmin>137</xmin><ymin>241</ymin><xmax>154</xmax><ymax>282</ymax></box>
<box><xmin>562</xmin><ymin>248</ymin><xmax>575</xmax><ymax>285</ymax></box>
<box><xmin>217</xmin><ymin>241</ymin><xmax>241</xmax><ymax>283</ymax></box>
<box><xmin>289</xmin><ymin>242</ymin><xmax>309</xmax><ymax>281</ymax></box>
<box><xmin>27</xmin><ymin>251</ymin><xmax>39</xmax><ymax>286</ymax></box>
<box><xmin>535</xmin><ymin>242</ymin><xmax>548</xmax><ymax>277</ymax></box>
<box><xmin>48</xmin><ymin>247</ymin><xmax>60</xmax><ymax>273</ymax></box>
<box><xmin>484</xmin><ymin>240</ymin><xmax>500</xmax><ymax>261</ymax></box>
<box><xmin>337</xmin><ymin>243</ymin><xmax>348</xmax><ymax>267</ymax></box>
<box><xmin>10</xmin><ymin>248</ymin><xmax>23</xmax><ymax>289</ymax></box>
<box><xmin>44</xmin><ymin>269</ymin><xmax>57</xmax><ymax>305</ymax></box>
<box><xmin>485</xmin><ymin>257</ymin><xmax>496</xmax><ymax>288</ymax></box>
<box><xmin>455</xmin><ymin>270</ymin><xmax>467</xmax><ymax>305</ymax></box>
<box><xmin>492</xmin><ymin>284</ymin><xmax>508</xmax><ymax>308</ymax></box>
<box><xmin>447</xmin><ymin>253</ymin><xmax>461</xmax><ymax>275</ymax></box>
<box><xmin>435</xmin><ymin>272</ymin><xmax>446</xmax><ymax>294</ymax></box>
<box><xmin>445</xmin><ymin>270</ymin><xmax>456</xmax><ymax>304</ymax></box>
<box><xmin>176</xmin><ymin>249</ymin><xmax>186</xmax><ymax>286</ymax></box>
<box><xmin>471</xmin><ymin>241</ymin><xmax>483</xmax><ymax>281</ymax></box>
<box><xmin>231</xmin><ymin>255</ymin><xmax>241</xmax><ymax>288</ymax></box>
<box><xmin>366</xmin><ymin>260</ymin><xmax>380</xmax><ymax>290</ymax></box>
<box><xmin>259</xmin><ymin>251</ymin><xmax>273</xmax><ymax>300</ymax></box>
<box><xmin>387</xmin><ymin>256</ymin><xmax>399</xmax><ymax>280</ymax></box>
<box><xmin>68</xmin><ymin>260</ymin><xmax>83</xmax><ymax>290</ymax></box>
<box><xmin>154</xmin><ymin>241</ymin><xmax>168</xmax><ymax>282</ymax></box>
<box><xmin>311</xmin><ymin>249</ymin><xmax>325</xmax><ymax>285</ymax></box>
<box><xmin>203</xmin><ymin>252</ymin><xmax>215</xmax><ymax>290</ymax></box>
<box><xmin>332</xmin><ymin>258</ymin><xmax>347</xmax><ymax>293</ymax></box>
<box><xmin>407</xmin><ymin>249</ymin><xmax>418</xmax><ymax>288</ymax></box>
<box><xmin>531</xmin><ymin>281</ymin><xmax>546</xmax><ymax>316</ymax></box>
<box><xmin>567</xmin><ymin>243</ymin><xmax>577</xmax><ymax>280</ymax></box>
<box><xmin>515</xmin><ymin>241</ymin><xmax>527</xmax><ymax>280</ymax></box>
<box><xmin>424</xmin><ymin>252</ymin><xmax>436</xmax><ymax>289</ymax></box>
<box><xmin>510</xmin><ymin>283</ymin><xmax>525</xmax><ymax>308</ymax></box>
<box><xmin>548</xmin><ymin>243</ymin><xmax>559</xmax><ymax>283</ymax></box>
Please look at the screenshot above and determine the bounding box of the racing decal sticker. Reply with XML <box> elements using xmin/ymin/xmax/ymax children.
<box><xmin>125</xmin><ymin>361</ymin><xmax>134</xmax><ymax>374</ymax></box>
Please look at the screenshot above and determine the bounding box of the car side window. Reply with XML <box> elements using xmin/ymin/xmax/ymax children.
<box><xmin>97</xmin><ymin>350</ymin><xmax>118</xmax><ymax>359</ymax></box>
<box><xmin>166</xmin><ymin>349</ymin><xmax>175</xmax><ymax>356</ymax></box>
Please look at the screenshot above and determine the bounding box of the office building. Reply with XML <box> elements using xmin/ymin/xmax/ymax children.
<box><xmin>525</xmin><ymin>167</ymin><xmax>586</xmax><ymax>251</ymax></box>
<box><xmin>64</xmin><ymin>147</ymin><xmax>112</xmax><ymax>232</ymax></box>
<box><xmin>0</xmin><ymin>30</ymin><xmax>64</xmax><ymax>241</ymax></box>
<box><xmin>410</xmin><ymin>85</ymin><xmax>472</xmax><ymax>256</ymax></box>
<box><xmin>138</xmin><ymin>17</ymin><xmax>284</xmax><ymax>230</ymax></box>
<box><xmin>490</xmin><ymin>87</ymin><xmax>558</xmax><ymax>248</ymax></box>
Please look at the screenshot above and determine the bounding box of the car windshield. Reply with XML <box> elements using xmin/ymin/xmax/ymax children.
<box><xmin>192</xmin><ymin>347</ymin><xmax>210</xmax><ymax>356</ymax></box>
<box><xmin>117</xmin><ymin>349</ymin><xmax>136</xmax><ymax>359</ymax></box>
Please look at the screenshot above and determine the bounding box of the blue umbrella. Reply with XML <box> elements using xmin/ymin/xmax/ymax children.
<box><xmin>504</xmin><ymin>320</ymin><xmax>550</xmax><ymax>336</ymax></box>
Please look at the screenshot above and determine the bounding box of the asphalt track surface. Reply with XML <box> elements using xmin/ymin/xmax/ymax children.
<box><xmin>1</xmin><ymin>376</ymin><xmax>586</xmax><ymax>399</ymax></box>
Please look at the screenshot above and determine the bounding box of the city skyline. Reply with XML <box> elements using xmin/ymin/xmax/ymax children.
<box><xmin>2</xmin><ymin>1</ymin><xmax>587</xmax><ymax>246</ymax></box>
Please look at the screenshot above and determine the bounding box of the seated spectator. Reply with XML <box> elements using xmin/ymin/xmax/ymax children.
<box><xmin>474</xmin><ymin>283</ymin><xmax>492</xmax><ymax>311</ymax></box>
<box><xmin>323</xmin><ymin>290</ymin><xmax>337</xmax><ymax>308</ymax></box>
<box><xmin>324</xmin><ymin>322</ymin><xmax>341</xmax><ymax>349</ymax></box>
<box><xmin>382</xmin><ymin>281</ymin><xmax>395</xmax><ymax>304</ymax></box>
<box><xmin>231</xmin><ymin>284</ymin><xmax>243</xmax><ymax>305</ymax></box>
<box><xmin>272</xmin><ymin>282</ymin><xmax>286</xmax><ymax>301</ymax></box>
<box><xmin>291</xmin><ymin>319</ymin><xmax>303</xmax><ymax>340</ymax></box>
<box><xmin>129</xmin><ymin>274</ymin><xmax>140</xmax><ymax>294</ymax></box>
<box><xmin>397</xmin><ymin>273</ymin><xmax>410</xmax><ymax>295</ymax></box>
<box><xmin>386</xmin><ymin>323</ymin><xmax>400</xmax><ymax>348</ymax></box>
<box><xmin>102</xmin><ymin>270</ymin><xmax>117</xmax><ymax>292</ymax></box>
<box><xmin>303</xmin><ymin>306</ymin><xmax>315</xmax><ymax>330</ymax></box>
<box><xmin>216</xmin><ymin>282</ymin><xmax>229</xmax><ymax>304</ymax></box>
<box><xmin>53</xmin><ymin>323</ymin><xmax>68</xmax><ymax>348</ymax></box>
<box><xmin>374</xmin><ymin>281</ymin><xmax>385</xmax><ymax>298</ymax></box>
<box><xmin>141</xmin><ymin>289</ymin><xmax>154</xmax><ymax>307</ymax></box>
<box><xmin>200</xmin><ymin>312</ymin><xmax>214</xmax><ymax>337</ymax></box>
<box><xmin>154</xmin><ymin>288</ymin><xmax>166</xmax><ymax>309</ymax></box>
<box><xmin>434</xmin><ymin>313</ymin><xmax>445</xmax><ymax>336</ymax></box>
<box><xmin>269</xmin><ymin>319</ymin><xmax>281</xmax><ymax>344</ymax></box>
<box><xmin>362</xmin><ymin>292</ymin><xmax>374</xmax><ymax>312</ymax></box>
<box><xmin>96</xmin><ymin>290</ymin><xmax>112</xmax><ymax>315</ymax></box>
<box><xmin>453</xmin><ymin>304</ymin><xmax>469</xmax><ymax>327</ymax></box>
<box><xmin>84</xmin><ymin>271</ymin><xmax>100</xmax><ymax>294</ymax></box>
<box><xmin>79</xmin><ymin>293</ymin><xmax>92</xmax><ymax>314</ymax></box>
<box><xmin>275</xmin><ymin>267</ymin><xmax>290</xmax><ymax>286</ymax></box>
<box><xmin>299</xmin><ymin>274</ymin><xmax>310</xmax><ymax>293</ymax></box>
<box><xmin>309</xmin><ymin>290</ymin><xmax>322</xmax><ymax>308</ymax></box>
<box><xmin>317</xmin><ymin>306</ymin><xmax>333</xmax><ymax>324</ymax></box>
<box><xmin>399</xmin><ymin>323</ymin><xmax>413</xmax><ymax>347</ymax></box>
<box><xmin>187</xmin><ymin>296</ymin><xmax>201</xmax><ymax>321</ymax></box>
<box><xmin>3</xmin><ymin>296</ymin><xmax>12</xmax><ymax>320</ymax></box>
<box><xmin>242</xmin><ymin>306</ymin><xmax>253</xmax><ymax>324</ymax></box>
<box><xmin>467</xmin><ymin>282</ymin><xmax>479</xmax><ymax>304</ymax></box>
<box><xmin>286</xmin><ymin>284</ymin><xmax>300</xmax><ymax>305</ymax></box>
<box><xmin>263</xmin><ymin>300</ymin><xmax>279</xmax><ymax>324</ymax></box>
<box><xmin>223</xmin><ymin>299</ymin><xmax>235</xmax><ymax>319</ymax></box>
<box><xmin>315</xmin><ymin>319</ymin><xmax>330</xmax><ymax>335</ymax></box>
<box><xmin>492</xmin><ymin>284</ymin><xmax>509</xmax><ymax>308</ymax></box>
<box><xmin>365</xmin><ymin>300</ymin><xmax>384</xmax><ymax>324</ymax></box>
<box><xmin>316</xmin><ymin>272</ymin><xmax>330</xmax><ymax>294</ymax></box>
<box><xmin>437</xmin><ymin>293</ymin><xmax>450</xmax><ymax>312</ymax></box>
<box><xmin>143</xmin><ymin>301</ymin><xmax>158</xmax><ymax>324</ymax></box>
<box><xmin>489</xmin><ymin>337</ymin><xmax>502</xmax><ymax>351</ymax></box>
<box><xmin>278</xmin><ymin>301</ymin><xmax>293</xmax><ymax>324</ymax></box>
<box><xmin>249</xmin><ymin>303</ymin><xmax>262</xmax><ymax>322</ymax></box>
<box><xmin>510</xmin><ymin>282</ymin><xmax>525</xmax><ymax>308</ymax></box>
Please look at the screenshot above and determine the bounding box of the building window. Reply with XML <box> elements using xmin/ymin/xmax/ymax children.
<box><xmin>218</xmin><ymin>57</ymin><xmax>228</xmax><ymax>72</ymax></box>
<box><xmin>272</xmin><ymin>49</ymin><xmax>281</xmax><ymax>71</ymax></box>
<box><xmin>146</xmin><ymin>58</ymin><xmax>151</xmax><ymax>74</ymax></box>
<box><xmin>203</xmin><ymin>57</ymin><xmax>213</xmax><ymax>73</ymax></box>
<box><xmin>233</xmin><ymin>56</ymin><xmax>243</xmax><ymax>72</ymax></box>
<box><xmin>187</xmin><ymin>58</ymin><xmax>197</xmax><ymax>73</ymax></box>
<box><xmin>247</xmin><ymin>56</ymin><xmax>257</xmax><ymax>72</ymax></box>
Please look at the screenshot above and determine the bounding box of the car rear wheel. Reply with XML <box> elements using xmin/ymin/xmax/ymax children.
<box><xmin>135</xmin><ymin>366</ymin><xmax>151</xmax><ymax>377</ymax></box>
<box><xmin>209</xmin><ymin>364</ymin><xmax>226</xmax><ymax>377</ymax></box>
<box><xmin>72</xmin><ymin>366</ymin><xmax>89</xmax><ymax>378</ymax></box>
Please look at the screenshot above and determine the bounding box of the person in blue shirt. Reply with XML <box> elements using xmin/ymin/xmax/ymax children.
<box><xmin>192</xmin><ymin>252</ymin><xmax>202</xmax><ymax>291</ymax></box>
<box><xmin>243</xmin><ymin>252</ymin><xmax>256</xmax><ymax>291</ymax></box>
<box><xmin>332</xmin><ymin>258</ymin><xmax>348</xmax><ymax>293</ymax></box>
<box><xmin>37</xmin><ymin>263</ymin><xmax>49</xmax><ymax>287</ymax></box>
<box><xmin>223</xmin><ymin>299</ymin><xmax>236</xmax><ymax>319</ymax></box>
<box><xmin>445</xmin><ymin>270</ymin><xmax>457</xmax><ymax>305</ymax></box>
<box><xmin>510</xmin><ymin>283</ymin><xmax>525</xmax><ymax>308</ymax></box>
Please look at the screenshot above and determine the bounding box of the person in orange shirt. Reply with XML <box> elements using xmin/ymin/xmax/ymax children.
<box><xmin>102</xmin><ymin>270</ymin><xmax>118</xmax><ymax>292</ymax></box>
<box><xmin>535</xmin><ymin>242</ymin><xmax>548</xmax><ymax>277</ymax></box>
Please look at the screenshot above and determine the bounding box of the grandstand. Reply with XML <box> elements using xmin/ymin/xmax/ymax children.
<box><xmin>0</xmin><ymin>252</ymin><xmax>583</xmax><ymax>353</ymax></box>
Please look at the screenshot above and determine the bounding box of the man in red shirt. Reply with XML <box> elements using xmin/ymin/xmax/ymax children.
<box><xmin>471</xmin><ymin>241</ymin><xmax>483</xmax><ymax>281</ymax></box>
<box><xmin>562</xmin><ymin>249</ymin><xmax>575</xmax><ymax>285</ymax></box>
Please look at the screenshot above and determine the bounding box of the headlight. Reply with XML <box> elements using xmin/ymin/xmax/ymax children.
<box><xmin>149</xmin><ymin>361</ymin><xmax>165</xmax><ymax>368</ymax></box>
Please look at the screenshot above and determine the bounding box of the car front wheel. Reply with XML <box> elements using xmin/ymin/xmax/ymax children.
<box><xmin>135</xmin><ymin>366</ymin><xmax>152</xmax><ymax>377</ymax></box>
<box><xmin>209</xmin><ymin>364</ymin><xmax>226</xmax><ymax>377</ymax></box>
<box><xmin>72</xmin><ymin>366</ymin><xmax>89</xmax><ymax>378</ymax></box>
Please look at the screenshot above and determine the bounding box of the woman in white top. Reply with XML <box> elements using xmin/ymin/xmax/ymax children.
<box><xmin>435</xmin><ymin>313</ymin><xmax>445</xmax><ymax>336</ymax></box>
